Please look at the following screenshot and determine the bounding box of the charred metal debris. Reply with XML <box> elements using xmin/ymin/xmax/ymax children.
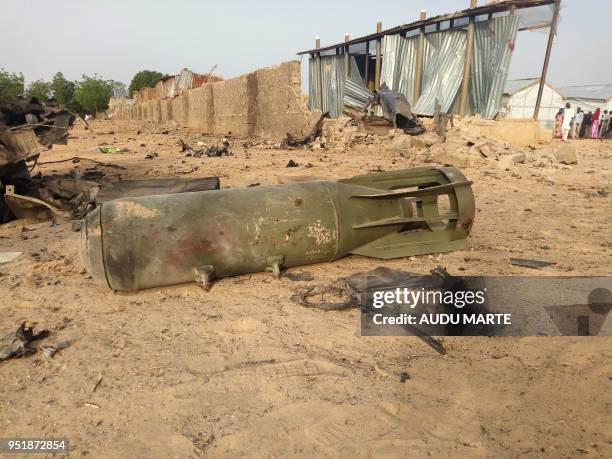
<box><xmin>0</xmin><ymin>99</ymin><xmax>75</xmax><ymax>223</ymax></box>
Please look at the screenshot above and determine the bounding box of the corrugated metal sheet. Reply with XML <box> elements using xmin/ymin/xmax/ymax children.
<box><xmin>344</xmin><ymin>58</ymin><xmax>372</xmax><ymax>111</ymax></box>
<box><xmin>413</xmin><ymin>29</ymin><xmax>467</xmax><ymax>115</ymax></box>
<box><xmin>308</xmin><ymin>55</ymin><xmax>345</xmax><ymax>117</ymax></box>
<box><xmin>308</xmin><ymin>58</ymin><xmax>318</xmax><ymax>110</ymax></box>
<box><xmin>470</xmin><ymin>15</ymin><xmax>520</xmax><ymax>118</ymax></box>
<box><xmin>380</xmin><ymin>34</ymin><xmax>419</xmax><ymax>105</ymax></box>
<box><xmin>557</xmin><ymin>85</ymin><xmax>612</xmax><ymax>101</ymax></box>
<box><xmin>503</xmin><ymin>78</ymin><xmax>540</xmax><ymax>95</ymax></box>
<box><xmin>320</xmin><ymin>55</ymin><xmax>345</xmax><ymax>118</ymax></box>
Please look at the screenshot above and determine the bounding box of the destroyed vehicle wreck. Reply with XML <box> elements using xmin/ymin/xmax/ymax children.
<box><xmin>0</xmin><ymin>98</ymin><xmax>75</xmax><ymax>223</ymax></box>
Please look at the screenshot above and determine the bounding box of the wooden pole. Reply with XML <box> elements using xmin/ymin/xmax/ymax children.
<box><xmin>374</xmin><ymin>21</ymin><xmax>382</xmax><ymax>89</ymax></box>
<box><xmin>364</xmin><ymin>41</ymin><xmax>370</xmax><ymax>88</ymax></box>
<box><xmin>344</xmin><ymin>33</ymin><xmax>350</xmax><ymax>78</ymax></box>
<box><xmin>413</xmin><ymin>10</ymin><xmax>427</xmax><ymax>103</ymax></box>
<box><xmin>458</xmin><ymin>0</ymin><xmax>477</xmax><ymax>116</ymax></box>
<box><xmin>533</xmin><ymin>0</ymin><xmax>561</xmax><ymax>120</ymax></box>
<box><xmin>315</xmin><ymin>37</ymin><xmax>323</xmax><ymax>111</ymax></box>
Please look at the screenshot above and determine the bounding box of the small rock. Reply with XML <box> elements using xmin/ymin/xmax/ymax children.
<box><xmin>553</xmin><ymin>144</ymin><xmax>578</xmax><ymax>164</ymax></box>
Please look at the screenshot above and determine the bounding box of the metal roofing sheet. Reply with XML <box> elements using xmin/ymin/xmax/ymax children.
<box><xmin>413</xmin><ymin>29</ymin><xmax>467</xmax><ymax>115</ymax></box>
<box><xmin>470</xmin><ymin>14</ymin><xmax>520</xmax><ymax>118</ymax></box>
<box><xmin>503</xmin><ymin>78</ymin><xmax>540</xmax><ymax>95</ymax></box>
<box><xmin>557</xmin><ymin>85</ymin><xmax>612</xmax><ymax>101</ymax></box>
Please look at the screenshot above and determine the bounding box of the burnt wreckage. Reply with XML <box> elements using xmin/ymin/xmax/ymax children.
<box><xmin>0</xmin><ymin>98</ymin><xmax>75</xmax><ymax>222</ymax></box>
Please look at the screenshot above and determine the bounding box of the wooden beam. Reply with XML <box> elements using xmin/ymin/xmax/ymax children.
<box><xmin>344</xmin><ymin>33</ymin><xmax>350</xmax><ymax>78</ymax></box>
<box><xmin>458</xmin><ymin>0</ymin><xmax>478</xmax><ymax>116</ymax></box>
<box><xmin>519</xmin><ymin>22</ymin><xmax>551</xmax><ymax>31</ymax></box>
<box><xmin>315</xmin><ymin>37</ymin><xmax>323</xmax><ymax>111</ymax></box>
<box><xmin>375</xmin><ymin>22</ymin><xmax>382</xmax><ymax>89</ymax></box>
<box><xmin>364</xmin><ymin>41</ymin><xmax>370</xmax><ymax>87</ymax></box>
<box><xmin>534</xmin><ymin>0</ymin><xmax>561</xmax><ymax>120</ymax></box>
<box><xmin>413</xmin><ymin>10</ymin><xmax>427</xmax><ymax>103</ymax></box>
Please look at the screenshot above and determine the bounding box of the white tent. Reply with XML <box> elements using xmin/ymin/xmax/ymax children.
<box><xmin>557</xmin><ymin>85</ymin><xmax>612</xmax><ymax>114</ymax></box>
<box><xmin>501</xmin><ymin>78</ymin><xmax>564</xmax><ymax>128</ymax></box>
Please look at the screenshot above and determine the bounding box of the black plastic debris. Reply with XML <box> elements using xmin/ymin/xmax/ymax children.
<box><xmin>0</xmin><ymin>323</ymin><xmax>50</xmax><ymax>361</ymax></box>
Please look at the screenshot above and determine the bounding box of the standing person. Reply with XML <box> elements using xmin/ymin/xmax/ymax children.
<box><xmin>561</xmin><ymin>103</ymin><xmax>574</xmax><ymax>141</ymax></box>
<box><xmin>591</xmin><ymin>107</ymin><xmax>600</xmax><ymax>138</ymax></box>
<box><xmin>572</xmin><ymin>107</ymin><xmax>583</xmax><ymax>139</ymax></box>
<box><xmin>583</xmin><ymin>111</ymin><xmax>593</xmax><ymax>139</ymax></box>
<box><xmin>554</xmin><ymin>108</ymin><xmax>564</xmax><ymax>139</ymax></box>
<box><xmin>599</xmin><ymin>110</ymin><xmax>610</xmax><ymax>138</ymax></box>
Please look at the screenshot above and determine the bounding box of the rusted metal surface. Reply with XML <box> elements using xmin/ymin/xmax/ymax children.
<box><xmin>297</xmin><ymin>0</ymin><xmax>556</xmax><ymax>55</ymax></box>
<box><xmin>80</xmin><ymin>166</ymin><xmax>476</xmax><ymax>291</ymax></box>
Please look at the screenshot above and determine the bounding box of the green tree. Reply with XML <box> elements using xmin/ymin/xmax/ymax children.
<box><xmin>50</xmin><ymin>72</ymin><xmax>77</xmax><ymax>105</ymax></box>
<box><xmin>0</xmin><ymin>68</ymin><xmax>24</xmax><ymax>102</ymax></box>
<box><xmin>25</xmin><ymin>79</ymin><xmax>52</xmax><ymax>102</ymax></box>
<box><xmin>74</xmin><ymin>74</ymin><xmax>114</xmax><ymax>114</ymax></box>
<box><xmin>128</xmin><ymin>70</ymin><xmax>164</xmax><ymax>96</ymax></box>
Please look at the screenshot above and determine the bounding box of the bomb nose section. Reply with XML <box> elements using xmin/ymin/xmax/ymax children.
<box><xmin>79</xmin><ymin>206</ymin><xmax>110</xmax><ymax>288</ymax></box>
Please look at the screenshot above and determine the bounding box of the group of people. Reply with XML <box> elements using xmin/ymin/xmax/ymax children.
<box><xmin>555</xmin><ymin>104</ymin><xmax>610</xmax><ymax>141</ymax></box>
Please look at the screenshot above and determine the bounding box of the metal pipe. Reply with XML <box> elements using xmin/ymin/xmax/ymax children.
<box><xmin>375</xmin><ymin>22</ymin><xmax>382</xmax><ymax>89</ymax></box>
<box><xmin>533</xmin><ymin>0</ymin><xmax>561</xmax><ymax>120</ymax></box>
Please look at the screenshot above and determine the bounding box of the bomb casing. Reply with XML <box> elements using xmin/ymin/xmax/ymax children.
<box><xmin>80</xmin><ymin>166</ymin><xmax>475</xmax><ymax>291</ymax></box>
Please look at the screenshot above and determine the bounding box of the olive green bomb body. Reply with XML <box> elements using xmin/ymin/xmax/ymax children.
<box><xmin>80</xmin><ymin>166</ymin><xmax>475</xmax><ymax>291</ymax></box>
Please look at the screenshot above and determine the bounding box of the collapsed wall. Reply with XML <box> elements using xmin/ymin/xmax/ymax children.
<box><xmin>112</xmin><ymin>61</ymin><xmax>316</xmax><ymax>138</ymax></box>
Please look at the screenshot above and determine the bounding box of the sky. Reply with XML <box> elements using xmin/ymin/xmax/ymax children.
<box><xmin>1</xmin><ymin>0</ymin><xmax>611</xmax><ymax>93</ymax></box>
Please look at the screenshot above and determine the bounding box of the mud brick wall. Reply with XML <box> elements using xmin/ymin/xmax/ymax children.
<box><xmin>114</xmin><ymin>61</ymin><xmax>315</xmax><ymax>138</ymax></box>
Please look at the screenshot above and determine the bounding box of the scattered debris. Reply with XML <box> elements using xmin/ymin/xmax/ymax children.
<box><xmin>399</xmin><ymin>371</ymin><xmax>411</xmax><ymax>382</ymax></box>
<box><xmin>281</xmin><ymin>112</ymin><xmax>327</xmax><ymax>148</ymax></box>
<box><xmin>92</xmin><ymin>373</ymin><xmax>103</xmax><ymax>393</ymax></box>
<box><xmin>98</xmin><ymin>146</ymin><xmax>121</xmax><ymax>154</ymax></box>
<box><xmin>1</xmin><ymin>99</ymin><xmax>76</xmax><ymax>223</ymax></box>
<box><xmin>286</xmin><ymin>159</ymin><xmax>299</xmax><ymax>167</ymax></box>
<box><xmin>374</xmin><ymin>365</ymin><xmax>391</xmax><ymax>378</ymax></box>
<box><xmin>284</xmin><ymin>271</ymin><xmax>314</xmax><ymax>282</ymax></box>
<box><xmin>180</xmin><ymin>138</ymin><xmax>231</xmax><ymax>157</ymax></box>
<box><xmin>432</xmin><ymin>99</ymin><xmax>450</xmax><ymax>141</ymax></box>
<box><xmin>290</xmin><ymin>284</ymin><xmax>358</xmax><ymax>310</ymax></box>
<box><xmin>0</xmin><ymin>251</ymin><xmax>22</xmax><ymax>264</ymax></box>
<box><xmin>145</xmin><ymin>152</ymin><xmax>159</xmax><ymax>160</ymax></box>
<box><xmin>40</xmin><ymin>340</ymin><xmax>70</xmax><ymax>358</ymax></box>
<box><xmin>364</xmin><ymin>85</ymin><xmax>426</xmax><ymax>135</ymax></box>
<box><xmin>0</xmin><ymin>323</ymin><xmax>50</xmax><ymax>361</ymax></box>
<box><xmin>510</xmin><ymin>258</ymin><xmax>556</xmax><ymax>269</ymax></box>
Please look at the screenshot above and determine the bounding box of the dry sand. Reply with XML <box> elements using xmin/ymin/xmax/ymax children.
<box><xmin>0</xmin><ymin>119</ymin><xmax>611</xmax><ymax>457</ymax></box>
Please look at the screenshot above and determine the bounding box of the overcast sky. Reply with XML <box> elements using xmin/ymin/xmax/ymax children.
<box><xmin>1</xmin><ymin>0</ymin><xmax>610</xmax><ymax>92</ymax></box>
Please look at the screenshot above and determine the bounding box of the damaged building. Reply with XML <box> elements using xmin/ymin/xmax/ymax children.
<box><xmin>300</xmin><ymin>0</ymin><xmax>560</xmax><ymax>121</ymax></box>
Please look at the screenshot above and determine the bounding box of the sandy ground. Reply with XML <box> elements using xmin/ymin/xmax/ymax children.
<box><xmin>0</xmin><ymin>119</ymin><xmax>611</xmax><ymax>458</ymax></box>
